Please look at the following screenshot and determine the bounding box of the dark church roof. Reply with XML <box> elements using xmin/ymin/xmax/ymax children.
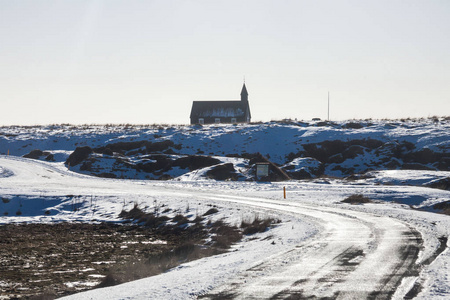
<box><xmin>190</xmin><ymin>101</ymin><xmax>248</xmax><ymax>118</ymax></box>
<box><xmin>190</xmin><ymin>84</ymin><xmax>251</xmax><ymax>120</ymax></box>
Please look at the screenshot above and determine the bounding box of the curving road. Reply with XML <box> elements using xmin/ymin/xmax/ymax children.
<box><xmin>0</xmin><ymin>156</ymin><xmax>422</xmax><ymax>299</ymax></box>
<box><xmin>197</xmin><ymin>194</ymin><xmax>421</xmax><ymax>299</ymax></box>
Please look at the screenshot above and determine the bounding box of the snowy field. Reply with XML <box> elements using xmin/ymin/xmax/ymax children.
<box><xmin>0</xmin><ymin>120</ymin><xmax>449</xmax><ymax>299</ymax></box>
<box><xmin>0</xmin><ymin>155</ymin><xmax>448</xmax><ymax>299</ymax></box>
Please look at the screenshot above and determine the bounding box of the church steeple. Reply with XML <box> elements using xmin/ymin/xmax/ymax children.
<box><xmin>240</xmin><ymin>83</ymin><xmax>248</xmax><ymax>102</ymax></box>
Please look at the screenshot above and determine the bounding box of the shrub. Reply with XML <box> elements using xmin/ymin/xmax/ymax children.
<box><xmin>192</xmin><ymin>215</ymin><xmax>204</xmax><ymax>223</ymax></box>
<box><xmin>211</xmin><ymin>224</ymin><xmax>242</xmax><ymax>249</ymax></box>
<box><xmin>29</xmin><ymin>291</ymin><xmax>57</xmax><ymax>300</ymax></box>
<box><xmin>97</xmin><ymin>274</ymin><xmax>122</xmax><ymax>288</ymax></box>
<box><xmin>173</xmin><ymin>242</ymin><xmax>196</xmax><ymax>259</ymax></box>
<box><xmin>172</xmin><ymin>214</ymin><xmax>189</xmax><ymax>225</ymax></box>
<box><xmin>203</xmin><ymin>208</ymin><xmax>219</xmax><ymax>216</ymax></box>
<box><xmin>241</xmin><ymin>216</ymin><xmax>279</xmax><ymax>235</ymax></box>
<box><xmin>141</xmin><ymin>214</ymin><xmax>170</xmax><ymax>227</ymax></box>
<box><xmin>342</xmin><ymin>194</ymin><xmax>372</xmax><ymax>204</ymax></box>
<box><xmin>119</xmin><ymin>203</ymin><xmax>146</xmax><ymax>220</ymax></box>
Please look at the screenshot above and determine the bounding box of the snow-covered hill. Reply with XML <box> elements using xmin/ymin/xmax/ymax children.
<box><xmin>0</xmin><ymin>118</ymin><xmax>448</xmax><ymax>181</ymax></box>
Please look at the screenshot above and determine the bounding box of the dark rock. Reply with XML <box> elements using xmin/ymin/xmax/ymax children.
<box><xmin>343</xmin><ymin>145</ymin><xmax>364</xmax><ymax>159</ymax></box>
<box><xmin>137</xmin><ymin>155</ymin><xmax>173</xmax><ymax>173</ymax></box>
<box><xmin>434</xmin><ymin>157</ymin><xmax>450</xmax><ymax>171</ymax></box>
<box><xmin>23</xmin><ymin>149</ymin><xmax>44</xmax><ymax>159</ymax></box>
<box><xmin>94</xmin><ymin>140</ymin><xmax>179</xmax><ymax>156</ymax></box>
<box><xmin>384</xmin><ymin>158</ymin><xmax>402</xmax><ymax>169</ymax></box>
<box><xmin>66</xmin><ymin>146</ymin><xmax>93</xmax><ymax>166</ymax></box>
<box><xmin>401</xmin><ymin>163</ymin><xmax>435</xmax><ymax>171</ymax></box>
<box><xmin>80</xmin><ymin>160</ymin><xmax>93</xmax><ymax>171</ymax></box>
<box><xmin>103</xmin><ymin>148</ymin><xmax>114</xmax><ymax>156</ymax></box>
<box><xmin>331</xmin><ymin>165</ymin><xmax>355</xmax><ymax>176</ymax></box>
<box><xmin>426</xmin><ymin>178</ymin><xmax>450</xmax><ymax>190</ymax></box>
<box><xmin>146</xmin><ymin>140</ymin><xmax>175</xmax><ymax>153</ymax></box>
<box><xmin>206</xmin><ymin>163</ymin><xmax>238</xmax><ymax>181</ymax></box>
<box><xmin>163</xmin><ymin>148</ymin><xmax>176</xmax><ymax>154</ymax></box>
<box><xmin>45</xmin><ymin>154</ymin><xmax>55</xmax><ymax>161</ymax></box>
<box><xmin>328</xmin><ymin>153</ymin><xmax>345</xmax><ymax>164</ymax></box>
<box><xmin>343</xmin><ymin>122</ymin><xmax>364</xmax><ymax>129</ymax></box>
<box><xmin>97</xmin><ymin>172</ymin><xmax>117</xmax><ymax>178</ymax></box>
<box><xmin>289</xmin><ymin>169</ymin><xmax>312</xmax><ymax>179</ymax></box>
<box><xmin>433</xmin><ymin>201</ymin><xmax>450</xmax><ymax>210</ymax></box>
<box><xmin>138</xmin><ymin>162</ymin><xmax>160</xmax><ymax>173</ymax></box>
<box><xmin>173</xmin><ymin>156</ymin><xmax>221</xmax><ymax>171</ymax></box>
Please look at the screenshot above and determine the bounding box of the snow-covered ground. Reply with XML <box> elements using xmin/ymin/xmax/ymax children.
<box><xmin>0</xmin><ymin>120</ymin><xmax>448</xmax><ymax>299</ymax></box>
<box><xmin>0</xmin><ymin>155</ymin><xmax>448</xmax><ymax>299</ymax></box>
<box><xmin>1</xmin><ymin>118</ymin><xmax>449</xmax><ymax>180</ymax></box>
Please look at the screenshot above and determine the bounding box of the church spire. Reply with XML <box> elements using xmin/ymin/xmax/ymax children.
<box><xmin>240</xmin><ymin>83</ymin><xmax>248</xmax><ymax>102</ymax></box>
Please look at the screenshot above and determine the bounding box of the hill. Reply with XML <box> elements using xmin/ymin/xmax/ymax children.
<box><xmin>1</xmin><ymin>118</ymin><xmax>449</xmax><ymax>181</ymax></box>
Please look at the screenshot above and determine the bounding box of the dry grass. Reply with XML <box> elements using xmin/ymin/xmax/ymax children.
<box><xmin>241</xmin><ymin>215</ymin><xmax>280</xmax><ymax>235</ymax></box>
<box><xmin>100</xmin><ymin>204</ymin><xmax>246</xmax><ymax>288</ymax></box>
<box><xmin>203</xmin><ymin>207</ymin><xmax>219</xmax><ymax>216</ymax></box>
<box><xmin>342</xmin><ymin>194</ymin><xmax>373</xmax><ymax>204</ymax></box>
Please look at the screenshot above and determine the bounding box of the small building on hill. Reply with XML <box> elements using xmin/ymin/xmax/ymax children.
<box><xmin>190</xmin><ymin>84</ymin><xmax>251</xmax><ymax>125</ymax></box>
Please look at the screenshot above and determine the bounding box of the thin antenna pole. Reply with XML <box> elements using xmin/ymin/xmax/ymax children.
<box><xmin>327</xmin><ymin>91</ymin><xmax>330</xmax><ymax>121</ymax></box>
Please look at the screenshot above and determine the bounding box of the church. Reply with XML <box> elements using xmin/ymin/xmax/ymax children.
<box><xmin>190</xmin><ymin>84</ymin><xmax>251</xmax><ymax>125</ymax></box>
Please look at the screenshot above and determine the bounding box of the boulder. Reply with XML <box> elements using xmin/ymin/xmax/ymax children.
<box><xmin>66</xmin><ymin>146</ymin><xmax>93</xmax><ymax>166</ymax></box>
<box><xmin>206</xmin><ymin>163</ymin><xmax>238</xmax><ymax>181</ymax></box>
<box><xmin>23</xmin><ymin>149</ymin><xmax>44</xmax><ymax>159</ymax></box>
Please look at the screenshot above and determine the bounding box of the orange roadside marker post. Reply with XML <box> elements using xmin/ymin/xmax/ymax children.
<box><xmin>283</xmin><ymin>186</ymin><xmax>286</xmax><ymax>199</ymax></box>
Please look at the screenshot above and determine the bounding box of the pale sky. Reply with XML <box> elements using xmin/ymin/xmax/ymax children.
<box><xmin>1</xmin><ymin>0</ymin><xmax>449</xmax><ymax>125</ymax></box>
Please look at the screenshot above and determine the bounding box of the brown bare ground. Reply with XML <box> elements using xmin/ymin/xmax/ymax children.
<box><xmin>0</xmin><ymin>223</ymin><xmax>178</xmax><ymax>299</ymax></box>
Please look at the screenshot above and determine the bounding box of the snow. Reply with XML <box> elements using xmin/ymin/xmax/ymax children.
<box><xmin>0</xmin><ymin>119</ymin><xmax>449</xmax><ymax>299</ymax></box>
<box><xmin>365</xmin><ymin>169</ymin><xmax>450</xmax><ymax>187</ymax></box>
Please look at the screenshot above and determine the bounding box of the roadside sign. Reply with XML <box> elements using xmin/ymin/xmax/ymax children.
<box><xmin>256</xmin><ymin>163</ymin><xmax>269</xmax><ymax>180</ymax></box>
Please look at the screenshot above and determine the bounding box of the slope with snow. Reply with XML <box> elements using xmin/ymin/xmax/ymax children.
<box><xmin>1</xmin><ymin>119</ymin><xmax>448</xmax><ymax>180</ymax></box>
<box><xmin>0</xmin><ymin>155</ymin><xmax>449</xmax><ymax>299</ymax></box>
<box><xmin>0</xmin><ymin>119</ymin><xmax>449</xmax><ymax>299</ymax></box>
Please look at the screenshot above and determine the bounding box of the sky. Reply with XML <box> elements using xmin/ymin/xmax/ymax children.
<box><xmin>1</xmin><ymin>0</ymin><xmax>449</xmax><ymax>125</ymax></box>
